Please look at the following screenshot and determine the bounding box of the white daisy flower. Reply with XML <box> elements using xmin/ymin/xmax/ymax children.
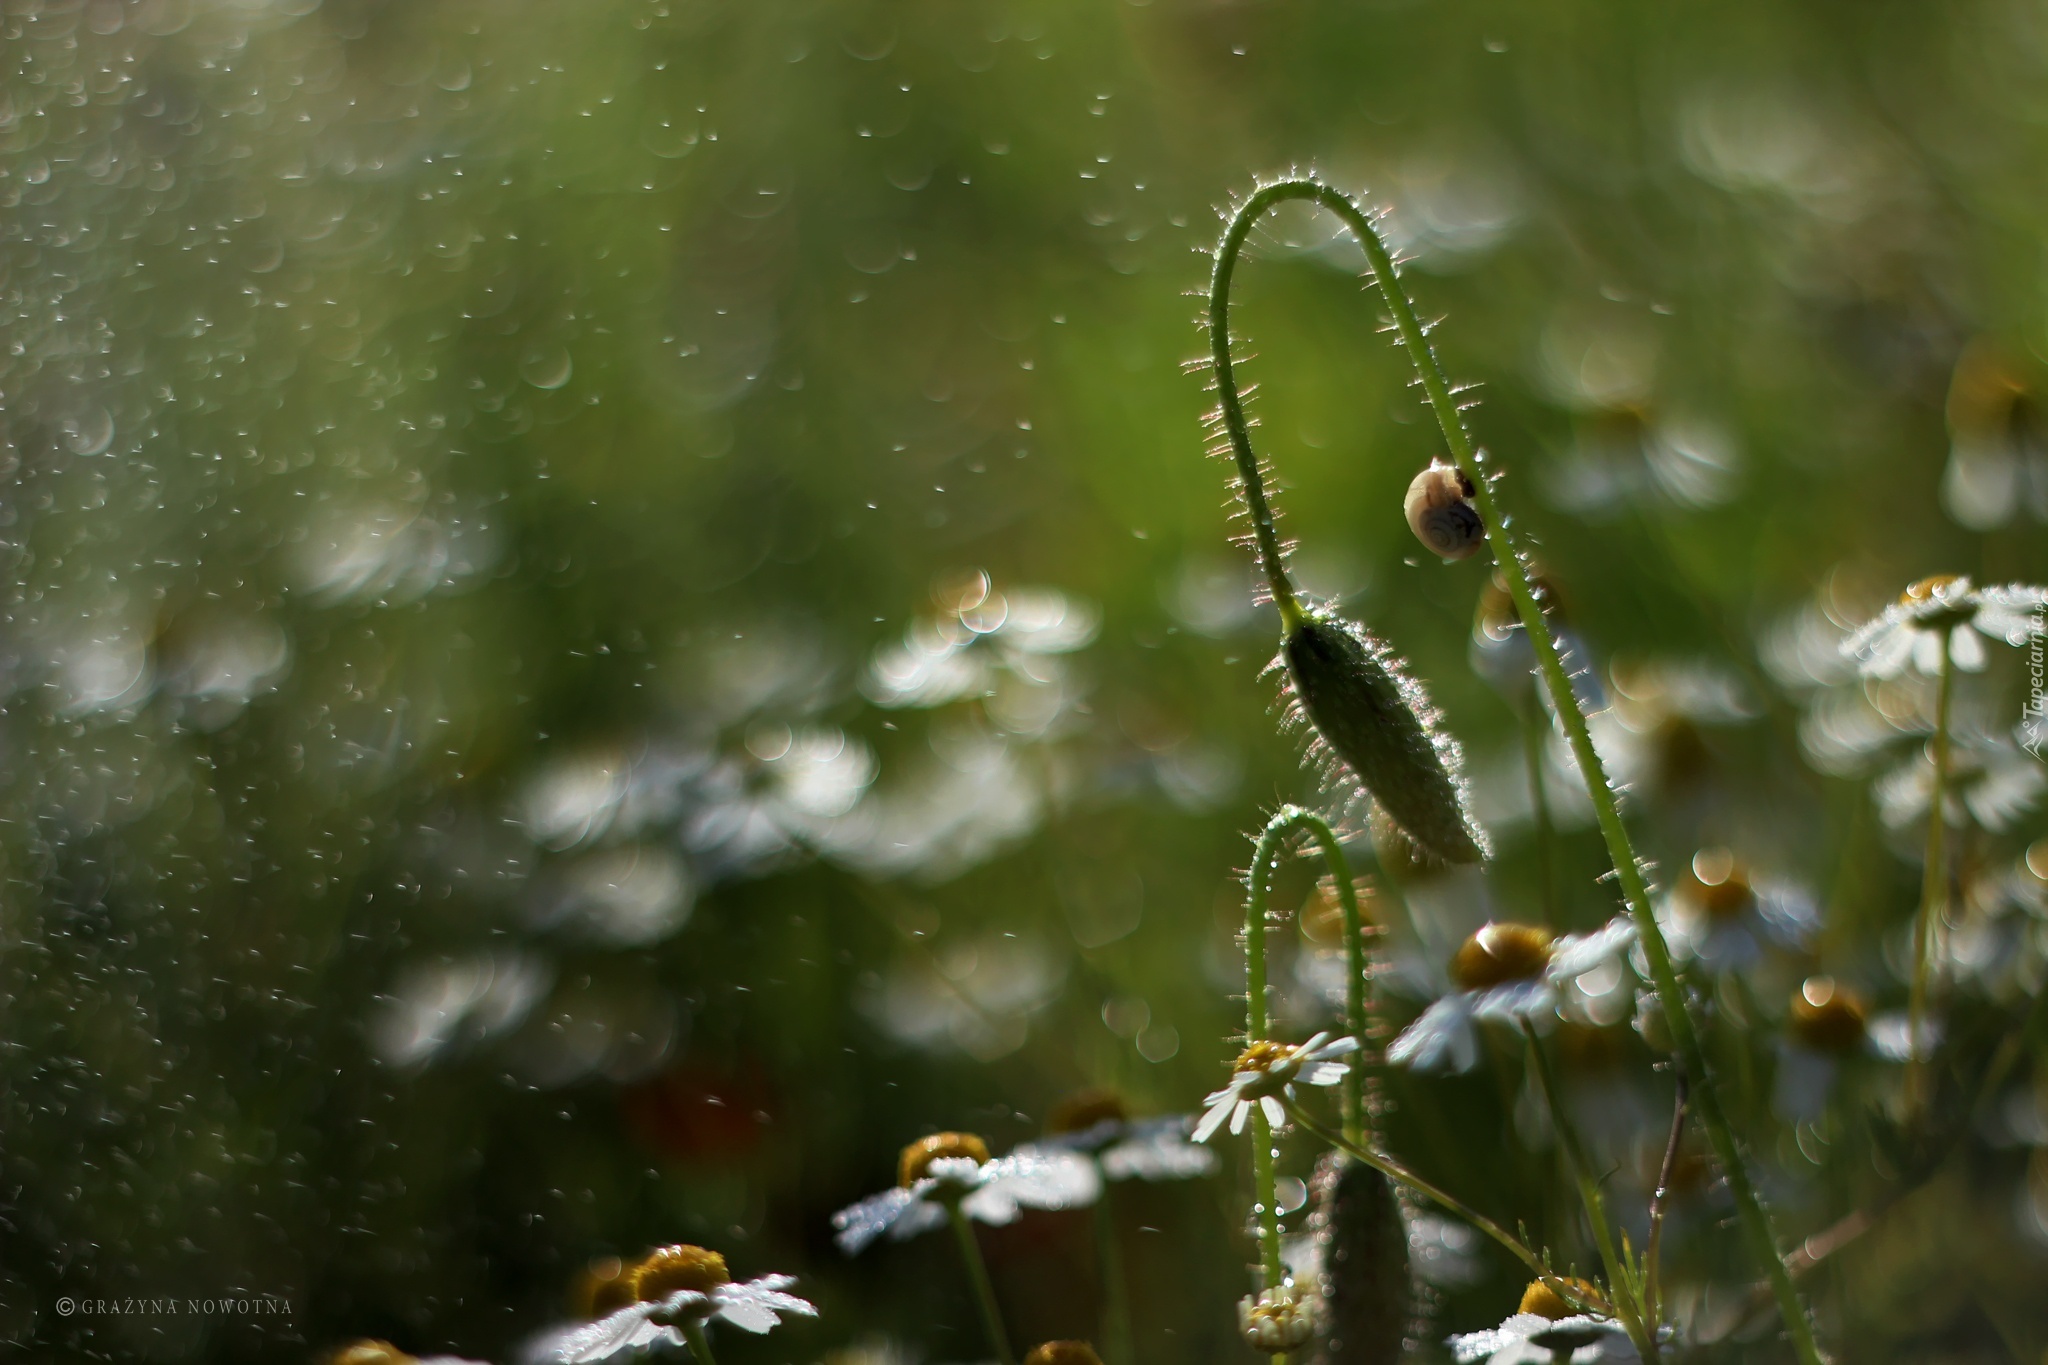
<box><xmin>542</xmin><ymin>1246</ymin><xmax>815</xmax><ymax>1365</ymax></box>
<box><xmin>1038</xmin><ymin>1089</ymin><xmax>1217</xmax><ymax>1181</ymax></box>
<box><xmin>1840</xmin><ymin>575</ymin><xmax>2048</xmax><ymax>679</ymax></box>
<box><xmin>1448</xmin><ymin>1280</ymin><xmax>1637</xmax><ymax>1364</ymax></box>
<box><xmin>1655</xmin><ymin>849</ymin><xmax>1817</xmax><ymax>971</ymax></box>
<box><xmin>1874</xmin><ymin>727</ymin><xmax>2045</xmax><ymax>832</ymax></box>
<box><xmin>1387</xmin><ymin>919</ymin><xmax>1637</xmax><ymax>1074</ymax></box>
<box><xmin>832</xmin><ymin>1131</ymin><xmax>1100</xmax><ymax>1255</ymax></box>
<box><xmin>1191</xmin><ymin>1033</ymin><xmax>1358</xmax><ymax>1143</ymax></box>
<box><xmin>1770</xmin><ymin>976</ymin><xmax>1935</xmax><ymax>1123</ymax></box>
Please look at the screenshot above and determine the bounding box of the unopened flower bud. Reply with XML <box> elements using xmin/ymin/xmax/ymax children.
<box><xmin>1283</xmin><ymin>614</ymin><xmax>1485</xmax><ymax>865</ymax></box>
<box><xmin>1404</xmin><ymin>462</ymin><xmax>1485</xmax><ymax>561</ymax></box>
<box><xmin>1240</xmin><ymin>1283</ymin><xmax>1318</xmax><ymax>1353</ymax></box>
<box><xmin>1308</xmin><ymin>1152</ymin><xmax>1407</xmax><ymax>1365</ymax></box>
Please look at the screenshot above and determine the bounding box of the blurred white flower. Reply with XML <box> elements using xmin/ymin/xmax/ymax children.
<box><xmin>1841</xmin><ymin>575</ymin><xmax>2047</xmax><ymax>679</ymax></box>
<box><xmin>1655</xmin><ymin>849</ymin><xmax>1817</xmax><ymax>971</ymax></box>
<box><xmin>1388</xmin><ymin>919</ymin><xmax>1636</xmax><ymax>1074</ymax></box>
<box><xmin>542</xmin><ymin>1246</ymin><xmax>814</xmax><ymax>1365</ymax></box>
<box><xmin>832</xmin><ymin>1133</ymin><xmax>1100</xmax><ymax>1254</ymax></box>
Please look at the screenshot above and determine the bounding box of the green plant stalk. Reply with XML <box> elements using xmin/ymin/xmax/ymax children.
<box><xmin>1093</xmin><ymin>1184</ymin><xmax>1136</xmax><ymax>1365</ymax></box>
<box><xmin>1250</xmin><ymin>807</ymin><xmax>1369</xmax><ymax>1144</ymax></box>
<box><xmin>1251</xmin><ymin>1104</ymin><xmax>1287</xmax><ymax>1295</ymax></box>
<box><xmin>1208</xmin><ymin>177</ymin><xmax>1824</xmax><ymax>1365</ymax></box>
<box><xmin>1280</xmin><ymin>1099</ymin><xmax>1608</xmax><ymax>1317</ymax></box>
<box><xmin>1907</xmin><ymin>632</ymin><xmax>1955</xmax><ymax>1123</ymax></box>
<box><xmin>949</xmin><ymin>1203</ymin><xmax>1017</xmax><ymax>1365</ymax></box>
<box><xmin>1644</xmin><ymin>1074</ymin><xmax>1689</xmax><ymax>1329</ymax></box>
<box><xmin>1521</xmin><ymin>713</ymin><xmax>1558</xmax><ymax>925</ymax></box>
<box><xmin>1523</xmin><ymin>1026</ymin><xmax>1658</xmax><ymax>1361</ymax></box>
<box><xmin>681</xmin><ymin>1321</ymin><xmax>719</xmax><ymax>1365</ymax></box>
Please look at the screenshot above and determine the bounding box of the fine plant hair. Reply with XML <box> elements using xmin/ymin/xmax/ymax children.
<box><xmin>1201</xmin><ymin>176</ymin><xmax>1828</xmax><ymax>1365</ymax></box>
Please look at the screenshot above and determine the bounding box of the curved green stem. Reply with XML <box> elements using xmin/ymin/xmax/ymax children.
<box><xmin>948</xmin><ymin>1203</ymin><xmax>1017</xmax><ymax>1365</ymax></box>
<box><xmin>1280</xmin><ymin>1099</ymin><xmax>1607</xmax><ymax>1318</ymax></box>
<box><xmin>1248</xmin><ymin>806</ymin><xmax>1369</xmax><ymax>1145</ymax></box>
<box><xmin>1523</xmin><ymin>1025</ymin><xmax>1658</xmax><ymax>1361</ymax></box>
<box><xmin>1209</xmin><ymin>177</ymin><xmax>1824</xmax><ymax>1365</ymax></box>
<box><xmin>681</xmin><ymin>1321</ymin><xmax>718</xmax><ymax>1365</ymax></box>
<box><xmin>1907</xmin><ymin>633</ymin><xmax>1955</xmax><ymax>1123</ymax></box>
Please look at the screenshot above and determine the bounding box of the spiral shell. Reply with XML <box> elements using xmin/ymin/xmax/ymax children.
<box><xmin>1403</xmin><ymin>462</ymin><xmax>1484</xmax><ymax>561</ymax></box>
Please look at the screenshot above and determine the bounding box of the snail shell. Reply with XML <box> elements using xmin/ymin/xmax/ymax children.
<box><xmin>1404</xmin><ymin>462</ymin><xmax>1484</xmax><ymax>561</ymax></box>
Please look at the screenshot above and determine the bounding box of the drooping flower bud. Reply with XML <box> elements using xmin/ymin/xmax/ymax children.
<box><xmin>1308</xmin><ymin>1152</ymin><xmax>1409</xmax><ymax>1365</ymax></box>
<box><xmin>1283</xmin><ymin>614</ymin><xmax>1486</xmax><ymax>864</ymax></box>
<box><xmin>1403</xmin><ymin>462</ymin><xmax>1485</xmax><ymax>561</ymax></box>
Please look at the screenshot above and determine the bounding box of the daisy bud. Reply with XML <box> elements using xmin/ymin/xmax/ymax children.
<box><xmin>1517</xmin><ymin>1276</ymin><xmax>1600</xmax><ymax>1320</ymax></box>
<box><xmin>1788</xmin><ymin>977</ymin><xmax>1867</xmax><ymax>1053</ymax></box>
<box><xmin>1240</xmin><ymin>1284</ymin><xmax>1318</xmax><ymax>1353</ymax></box>
<box><xmin>1308</xmin><ymin>1153</ymin><xmax>1408</xmax><ymax>1365</ymax></box>
<box><xmin>1024</xmin><ymin>1342</ymin><xmax>1106</xmax><ymax>1365</ymax></box>
<box><xmin>1046</xmin><ymin>1088</ymin><xmax>1130</xmax><ymax>1135</ymax></box>
<box><xmin>1403</xmin><ymin>462</ymin><xmax>1485</xmax><ymax>561</ymax></box>
<box><xmin>898</xmin><ymin>1131</ymin><xmax>990</xmax><ymax>1186</ymax></box>
<box><xmin>628</xmin><ymin>1244</ymin><xmax>731</xmax><ymax>1301</ymax></box>
<box><xmin>1283</xmin><ymin>615</ymin><xmax>1485</xmax><ymax>865</ymax></box>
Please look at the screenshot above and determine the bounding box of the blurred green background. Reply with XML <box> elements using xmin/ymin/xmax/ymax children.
<box><xmin>6</xmin><ymin>1</ymin><xmax>2048</xmax><ymax>1362</ymax></box>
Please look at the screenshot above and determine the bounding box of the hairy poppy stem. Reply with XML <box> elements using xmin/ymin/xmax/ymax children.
<box><xmin>1211</xmin><ymin>176</ymin><xmax>1825</xmax><ymax>1365</ymax></box>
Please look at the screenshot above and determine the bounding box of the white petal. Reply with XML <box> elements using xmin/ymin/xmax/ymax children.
<box><xmin>1911</xmin><ymin>629</ymin><xmax>1947</xmax><ymax>677</ymax></box>
<box><xmin>1260</xmin><ymin>1095</ymin><xmax>1287</xmax><ymax>1127</ymax></box>
<box><xmin>832</xmin><ymin>1187</ymin><xmax>919</xmax><ymax>1255</ymax></box>
<box><xmin>1100</xmin><ymin>1120</ymin><xmax>1217</xmax><ymax>1181</ymax></box>
<box><xmin>1388</xmin><ymin>995</ymin><xmax>1478</xmax><ymax>1073</ymax></box>
<box><xmin>1301</xmin><ymin>1061</ymin><xmax>1350</xmax><ymax>1086</ymax></box>
<box><xmin>1471</xmin><ymin>977</ymin><xmax>1556</xmax><ymax>1023</ymax></box>
<box><xmin>1193</xmin><ymin>1095</ymin><xmax>1235</xmax><ymax>1144</ymax></box>
<box><xmin>713</xmin><ymin>1277</ymin><xmax>817</xmax><ymax>1333</ymax></box>
<box><xmin>981</xmin><ymin>1147</ymin><xmax>1101</xmax><ymax>1211</ymax></box>
<box><xmin>548</xmin><ymin>1305</ymin><xmax>676</xmax><ymax>1365</ymax></box>
<box><xmin>1548</xmin><ymin>917</ymin><xmax>1636</xmax><ymax>980</ymax></box>
<box><xmin>1229</xmin><ymin>1099</ymin><xmax>1253</xmax><ymax>1135</ymax></box>
<box><xmin>1949</xmin><ymin>624</ymin><xmax>1988</xmax><ymax>672</ymax></box>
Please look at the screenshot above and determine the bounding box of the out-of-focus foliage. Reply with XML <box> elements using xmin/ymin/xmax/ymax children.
<box><xmin>3</xmin><ymin>0</ymin><xmax>2047</xmax><ymax>1362</ymax></box>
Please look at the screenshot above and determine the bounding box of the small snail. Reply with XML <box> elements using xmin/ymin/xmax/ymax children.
<box><xmin>1403</xmin><ymin>461</ymin><xmax>1484</xmax><ymax>561</ymax></box>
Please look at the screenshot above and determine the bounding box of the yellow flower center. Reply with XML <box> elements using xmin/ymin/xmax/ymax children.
<box><xmin>1788</xmin><ymin>976</ymin><xmax>1867</xmax><ymax>1053</ymax></box>
<box><xmin>899</xmin><ymin>1131</ymin><xmax>990</xmax><ymax>1186</ymax></box>
<box><xmin>1024</xmin><ymin>1342</ymin><xmax>1106</xmax><ymax>1365</ymax></box>
<box><xmin>628</xmin><ymin>1245</ymin><xmax>730</xmax><ymax>1301</ymax></box>
<box><xmin>1046</xmin><ymin>1088</ymin><xmax>1131</xmax><ymax>1135</ymax></box>
<box><xmin>1231</xmin><ymin>1039</ymin><xmax>1294</xmax><ymax>1075</ymax></box>
<box><xmin>1900</xmin><ymin>574</ymin><xmax>1965</xmax><ymax>604</ymax></box>
<box><xmin>1451</xmin><ymin>922</ymin><xmax>1554</xmax><ymax>991</ymax></box>
<box><xmin>1518</xmin><ymin>1276</ymin><xmax>1599</xmax><ymax>1320</ymax></box>
<box><xmin>326</xmin><ymin>1343</ymin><xmax>416</xmax><ymax>1365</ymax></box>
<box><xmin>1686</xmin><ymin>849</ymin><xmax>1755</xmax><ymax>921</ymax></box>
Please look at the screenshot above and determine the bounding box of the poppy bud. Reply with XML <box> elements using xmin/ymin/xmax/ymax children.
<box><xmin>1403</xmin><ymin>462</ymin><xmax>1485</xmax><ymax>561</ymax></box>
<box><xmin>1283</xmin><ymin>615</ymin><xmax>1486</xmax><ymax>864</ymax></box>
<box><xmin>1308</xmin><ymin>1152</ymin><xmax>1410</xmax><ymax>1365</ymax></box>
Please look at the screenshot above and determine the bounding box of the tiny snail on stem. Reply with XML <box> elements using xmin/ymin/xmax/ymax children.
<box><xmin>1403</xmin><ymin>460</ymin><xmax>1484</xmax><ymax>561</ymax></box>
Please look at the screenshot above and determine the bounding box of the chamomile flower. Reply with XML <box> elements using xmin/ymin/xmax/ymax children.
<box><xmin>1841</xmin><ymin>575</ymin><xmax>2048</xmax><ymax>679</ymax></box>
<box><xmin>1773</xmin><ymin>976</ymin><xmax>1929</xmax><ymax>1122</ymax></box>
<box><xmin>1038</xmin><ymin>1088</ymin><xmax>1217</xmax><ymax>1181</ymax></box>
<box><xmin>1447</xmin><ymin>1280</ymin><xmax>1638</xmax><ymax>1364</ymax></box>
<box><xmin>542</xmin><ymin>1245</ymin><xmax>816</xmax><ymax>1365</ymax></box>
<box><xmin>1655</xmin><ymin>848</ymin><xmax>1817</xmax><ymax>971</ymax></box>
<box><xmin>831</xmin><ymin>1131</ymin><xmax>1100</xmax><ymax>1254</ymax></box>
<box><xmin>1388</xmin><ymin>919</ymin><xmax>1637</xmax><ymax>1074</ymax></box>
<box><xmin>1192</xmin><ymin>1033</ymin><xmax>1359</xmax><ymax>1143</ymax></box>
<box><xmin>1238</xmin><ymin>1282</ymin><xmax>1318</xmax><ymax>1353</ymax></box>
<box><xmin>1874</xmin><ymin>727</ymin><xmax>2046</xmax><ymax>832</ymax></box>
